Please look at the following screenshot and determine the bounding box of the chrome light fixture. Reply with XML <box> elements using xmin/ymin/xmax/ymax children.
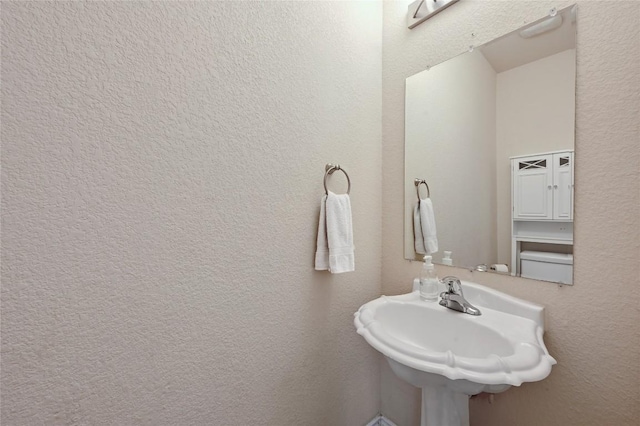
<box><xmin>408</xmin><ymin>0</ymin><xmax>460</xmax><ymax>29</ymax></box>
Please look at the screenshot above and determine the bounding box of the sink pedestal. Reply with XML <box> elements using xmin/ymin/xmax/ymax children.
<box><xmin>387</xmin><ymin>358</ymin><xmax>510</xmax><ymax>426</ymax></box>
<box><xmin>421</xmin><ymin>385</ymin><xmax>469</xmax><ymax>426</ymax></box>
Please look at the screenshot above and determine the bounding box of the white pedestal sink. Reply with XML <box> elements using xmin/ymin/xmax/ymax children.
<box><xmin>354</xmin><ymin>280</ymin><xmax>556</xmax><ymax>426</ymax></box>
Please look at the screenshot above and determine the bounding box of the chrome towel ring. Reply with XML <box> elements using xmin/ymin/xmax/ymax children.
<box><xmin>324</xmin><ymin>163</ymin><xmax>351</xmax><ymax>195</ymax></box>
<box><xmin>415</xmin><ymin>178</ymin><xmax>430</xmax><ymax>200</ymax></box>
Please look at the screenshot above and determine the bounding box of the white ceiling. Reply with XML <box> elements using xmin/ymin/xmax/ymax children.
<box><xmin>480</xmin><ymin>7</ymin><xmax>576</xmax><ymax>73</ymax></box>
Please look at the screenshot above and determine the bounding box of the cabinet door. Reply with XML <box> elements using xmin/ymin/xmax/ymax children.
<box><xmin>553</xmin><ymin>152</ymin><xmax>574</xmax><ymax>220</ymax></box>
<box><xmin>513</xmin><ymin>155</ymin><xmax>553</xmax><ymax>220</ymax></box>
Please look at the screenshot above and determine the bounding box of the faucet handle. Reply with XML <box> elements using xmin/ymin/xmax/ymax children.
<box><xmin>441</xmin><ymin>276</ymin><xmax>463</xmax><ymax>295</ymax></box>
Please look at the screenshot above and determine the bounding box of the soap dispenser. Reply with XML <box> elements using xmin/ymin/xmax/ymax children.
<box><xmin>419</xmin><ymin>255</ymin><xmax>439</xmax><ymax>301</ymax></box>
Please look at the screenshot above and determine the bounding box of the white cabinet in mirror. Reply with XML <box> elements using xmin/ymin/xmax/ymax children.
<box><xmin>511</xmin><ymin>150</ymin><xmax>574</xmax><ymax>284</ymax></box>
<box><xmin>404</xmin><ymin>5</ymin><xmax>577</xmax><ymax>285</ymax></box>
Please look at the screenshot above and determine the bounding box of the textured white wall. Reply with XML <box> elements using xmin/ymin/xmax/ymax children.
<box><xmin>496</xmin><ymin>49</ymin><xmax>576</xmax><ymax>264</ymax></box>
<box><xmin>1</xmin><ymin>2</ymin><xmax>382</xmax><ymax>425</ymax></box>
<box><xmin>382</xmin><ymin>1</ymin><xmax>639</xmax><ymax>425</ymax></box>
<box><xmin>404</xmin><ymin>50</ymin><xmax>497</xmax><ymax>266</ymax></box>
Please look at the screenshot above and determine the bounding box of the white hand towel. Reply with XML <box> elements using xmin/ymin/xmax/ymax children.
<box><xmin>315</xmin><ymin>195</ymin><xmax>329</xmax><ymax>271</ymax></box>
<box><xmin>326</xmin><ymin>191</ymin><xmax>355</xmax><ymax>273</ymax></box>
<box><xmin>419</xmin><ymin>198</ymin><xmax>438</xmax><ymax>254</ymax></box>
<box><xmin>413</xmin><ymin>203</ymin><xmax>427</xmax><ymax>255</ymax></box>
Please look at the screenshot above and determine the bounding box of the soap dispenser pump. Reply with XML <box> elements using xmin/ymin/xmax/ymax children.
<box><xmin>419</xmin><ymin>255</ymin><xmax>439</xmax><ymax>301</ymax></box>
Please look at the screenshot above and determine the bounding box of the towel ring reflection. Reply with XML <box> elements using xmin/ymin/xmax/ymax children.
<box><xmin>324</xmin><ymin>164</ymin><xmax>351</xmax><ymax>195</ymax></box>
<box><xmin>414</xmin><ymin>178</ymin><xmax>430</xmax><ymax>200</ymax></box>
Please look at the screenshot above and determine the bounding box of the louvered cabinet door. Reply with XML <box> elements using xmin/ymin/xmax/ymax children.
<box><xmin>513</xmin><ymin>155</ymin><xmax>553</xmax><ymax>220</ymax></box>
<box><xmin>553</xmin><ymin>152</ymin><xmax>574</xmax><ymax>220</ymax></box>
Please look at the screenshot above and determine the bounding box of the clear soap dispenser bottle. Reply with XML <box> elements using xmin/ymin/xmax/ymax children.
<box><xmin>420</xmin><ymin>255</ymin><xmax>439</xmax><ymax>301</ymax></box>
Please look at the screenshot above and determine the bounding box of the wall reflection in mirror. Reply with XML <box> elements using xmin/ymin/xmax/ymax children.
<box><xmin>404</xmin><ymin>5</ymin><xmax>576</xmax><ymax>285</ymax></box>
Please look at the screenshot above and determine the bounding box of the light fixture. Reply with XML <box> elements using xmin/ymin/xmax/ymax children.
<box><xmin>408</xmin><ymin>0</ymin><xmax>460</xmax><ymax>30</ymax></box>
<box><xmin>519</xmin><ymin>15</ymin><xmax>563</xmax><ymax>39</ymax></box>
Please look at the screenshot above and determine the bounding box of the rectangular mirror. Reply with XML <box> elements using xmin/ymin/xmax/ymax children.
<box><xmin>404</xmin><ymin>5</ymin><xmax>577</xmax><ymax>285</ymax></box>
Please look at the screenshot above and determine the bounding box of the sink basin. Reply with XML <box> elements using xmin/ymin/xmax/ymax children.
<box><xmin>354</xmin><ymin>280</ymin><xmax>556</xmax><ymax>426</ymax></box>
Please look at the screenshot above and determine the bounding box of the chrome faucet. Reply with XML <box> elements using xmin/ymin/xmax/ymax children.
<box><xmin>439</xmin><ymin>276</ymin><xmax>481</xmax><ymax>316</ymax></box>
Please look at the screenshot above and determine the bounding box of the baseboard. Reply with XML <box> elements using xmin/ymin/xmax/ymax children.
<box><xmin>366</xmin><ymin>414</ymin><xmax>398</xmax><ymax>426</ymax></box>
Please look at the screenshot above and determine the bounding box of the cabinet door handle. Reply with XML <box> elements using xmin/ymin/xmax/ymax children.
<box><xmin>553</xmin><ymin>184</ymin><xmax>558</xmax><ymax>189</ymax></box>
<box><xmin>548</xmin><ymin>185</ymin><xmax>552</xmax><ymax>189</ymax></box>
